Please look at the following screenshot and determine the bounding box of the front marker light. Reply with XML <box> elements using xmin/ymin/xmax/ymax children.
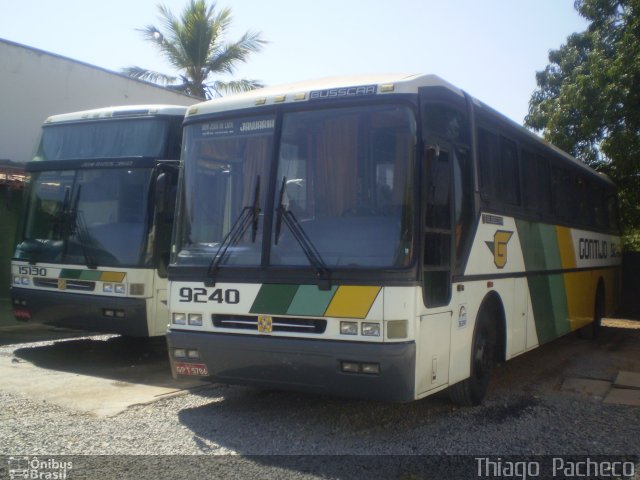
<box><xmin>187</xmin><ymin>349</ymin><xmax>200</xmax><ymax>359</ymax></box>
<box><xmin>387</xmin><ymin>320</ymin><xmax>408</xmax><ymax>339</ymax></box>
<box><xmin>340</xmin><ymin>321</ymin><xmax>358</xmax><ymax>335</ymax></box>
<box><xmin>172</xmin><ymin>312</ymin><xmax>186</xmax><ymax>325</ymax></box>
<box><xmin>341</xmin><ymin>361</ymin><xmax>360</xmax><ymax>373</ymax></box>
<box><xmin>362</xmin><ymin>322</ymin><xmax>381</xmax><ymax>337</ymax></box>
<box><xmin>103</xmin><ymin>283</ymin><xmax>114</xmax><ymax>293</ymax></box>
<box><xmin>188</xmin><ymin>313</ymin><xmax>203</xmax><ymax>326</ymax></box>
<box><xmin>361</xmin><ymin>363</ymin><xmax>381</xmax><ymax>375</ymax></box>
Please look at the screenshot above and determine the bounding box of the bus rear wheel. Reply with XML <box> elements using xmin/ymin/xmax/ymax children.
<box><xmin>449</xmin><ymin>306</ymin><xmax>497</xmax><ymax>406</ymax></box>
<box><xmin>578</xmin><ymin>284</ymin><xmax>604</xmax><ymax>340</ymax></box>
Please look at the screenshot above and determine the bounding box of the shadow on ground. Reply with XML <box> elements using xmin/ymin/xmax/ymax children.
<box><xmin>10</xmin><ymin>335</ymin><xmax>175</xmax><ymax>388</ymax></box>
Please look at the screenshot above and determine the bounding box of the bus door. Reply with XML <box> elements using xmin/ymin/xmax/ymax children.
<box><xmin>419</xmin><ymin>87</ymin><xmax>475</xmax><ymax>308</ymax></box>
<box><xmin>150</xmin><ymin>162</ymin><xmax>179</xmax><ymax>335</ymax></box>
<box><xmin>422</xmin><ymin>144</ymin><xmax>454</xmax><ymax>307</ymax></box>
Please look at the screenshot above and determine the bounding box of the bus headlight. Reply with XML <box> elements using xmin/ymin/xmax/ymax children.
<box><xmin>172</xmin><ymin>313</ymin><xmax>186</xmax><ymax>325</ymax></box>
<box><xmin>361</xmin><ymin>322</ymin><xmax>381</xmax><ymax>337</ymax></box>
<box><xmin>340</xmin><ymin>321</ymin><xmax>358</xmax><ymax>335</ymax></box>
<box><xmin>188</xmin><ymin>313</ymin><xmax>203</xmax><ymax>326</ymax></box>
<box><xmin>114</xmin><ymin>284</ymin><xmax>126</xmax><ymax>294</ymax></box>
<box><xmin>103</xmin><ymin>283</ymin><xmax>113</xmax><ymax>293</ymax></box>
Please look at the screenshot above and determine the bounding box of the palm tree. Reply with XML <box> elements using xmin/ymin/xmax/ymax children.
<box><xmin>122</xmin><ymin>0</ymin><xmax>267</xmax><ymax>99</ymax></box>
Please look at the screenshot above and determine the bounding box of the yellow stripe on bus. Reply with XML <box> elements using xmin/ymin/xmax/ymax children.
<box><xmin>100</xmin><ymin>271</ymin><xmax>126</xmax><ymax>282</ymax></box>
<box><xmin>555</xmin><ymin>226</ymin><xmax>576</xmax><ymax>270</ymax></box>
<box><xmin>324</xmin><ymin>286</ymin><xmax>381</xmax><ymax>319</ymax></box>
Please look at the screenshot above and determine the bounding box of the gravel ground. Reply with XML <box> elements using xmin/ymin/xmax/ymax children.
<box><xmin>1</xmin><ymin>321</ymin><xmax>639</xmax><ymax>479</ymax></box>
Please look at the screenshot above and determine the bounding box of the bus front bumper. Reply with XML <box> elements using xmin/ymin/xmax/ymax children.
<box><xmin>9</xmin><ymin>286</ymin><xmax>149</xmax><ymax>337</ymax></box>
<box><xmin>167</xmin><ymin>330</ymin><xmax>416</xmax><ymax>402</ymax></box>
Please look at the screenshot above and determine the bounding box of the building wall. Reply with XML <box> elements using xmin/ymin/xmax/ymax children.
<box><xmin>0</xmin><ymin>39</ymin><xmax>197</xmax><ymax>164</ymax></box>
<box><xmin>0</xmin><ymin>39</ymin><xmax>198</xmax><ymax>315</ymax></box>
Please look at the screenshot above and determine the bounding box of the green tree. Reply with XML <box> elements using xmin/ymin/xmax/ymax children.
<box><xmin>123</xmin><ymin>0</ymin><xmax>267</xmax><ymax>99</ymax></box>
<box><xmin>525</xmin><ymin>0</ymin><xmax>640</xmax><ymax>248</ymax></box>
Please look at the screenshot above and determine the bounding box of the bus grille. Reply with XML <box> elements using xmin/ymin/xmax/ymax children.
<box><xmin>33</xmin><ymin>277</ymin><xmax>96</xmax><ymax>292</ymax></box>
<box><xmin>212</xmin><ymin>314</ymin><xmax>327</xmax><ymax>334</ymax></box>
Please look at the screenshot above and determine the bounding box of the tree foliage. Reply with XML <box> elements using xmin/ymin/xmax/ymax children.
<box><xmin>525</xmin><ymin>0</ymin><xmax>640</xmax><ymax>248</ymax></box>
<box><xmin>123</xmin><ymin>0</ymin><xmax>267</xmax><ymax>99</ymax></box>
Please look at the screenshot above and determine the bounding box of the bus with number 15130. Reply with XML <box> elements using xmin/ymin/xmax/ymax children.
<box><xmin>11</xmin><ymin>105</ymin><xmax>187</xmax><ymax>337</ymax></box>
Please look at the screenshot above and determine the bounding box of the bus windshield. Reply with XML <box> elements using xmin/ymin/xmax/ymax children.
<box><xmin>174</xmin><ymin>104</ymin><xmax>416</xmax><ymax>269</ymax></box>
<box><xmin>34</xmin><ymin>118</ymin><xmax>176</xmax><ymax>161</ymax></box>
<box><xmin>15</xmin><ymin>168</ymin><xmax>153</xmax><ymax>267</ymax></box>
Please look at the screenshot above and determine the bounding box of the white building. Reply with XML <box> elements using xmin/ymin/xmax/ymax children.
<box><xmin>0</xmin><ymin>38</ymin><xmax>198</xmax><ymax>164</ymax></box>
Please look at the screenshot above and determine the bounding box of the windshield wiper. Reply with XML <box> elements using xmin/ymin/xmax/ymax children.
<box><xmin>66</xmin><ymin>185</ymin><xmax>98</xmax><ymax>269</ymax></box>
<box><xmin>205</xmin><ymin>175</ymin><xmax>261</xmax><ymax>287</ymax></box>
<box><xmin>275</xmin><ymin>176</ymin><xmax>331</xmax><ymax>290</ymax></box>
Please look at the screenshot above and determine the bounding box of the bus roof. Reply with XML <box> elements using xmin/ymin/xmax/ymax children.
<box><xmin>44</xmin><ymin>104</ymin><xmax>188</xmax><ymax>124</ymax></box>
<box><xmin>186</xmin><ymin>74</ymin><xmax>465</xmax><ymax>117</ymax></box>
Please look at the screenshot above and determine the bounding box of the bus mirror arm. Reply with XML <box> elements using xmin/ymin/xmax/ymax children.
<box><xmin>425</xmin><ymin>144</ymin><xmax>440</xmax><ymax>160</ymax></box>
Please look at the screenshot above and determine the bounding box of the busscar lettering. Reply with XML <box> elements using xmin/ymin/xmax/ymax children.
<box><xmin>309</xmin><ymin>85</ymin><xmax>378</xmax><ymax>100</ymax></box>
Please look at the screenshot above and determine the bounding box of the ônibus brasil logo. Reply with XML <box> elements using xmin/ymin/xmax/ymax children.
<box><xmin>7</xmin><ymin>456</ymin><xmax>73</xmax><ymax>479</ymax></box>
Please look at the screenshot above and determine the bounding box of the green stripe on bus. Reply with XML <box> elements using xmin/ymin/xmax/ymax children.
<box><xmin>516</xmin><ymin>220</ymin><xmax>570</xmax><ymax>344</ymax></box>
<box><xmin>287</xmin><ymin>285</ymin><xmax>338</xmax><ymax>316</ymax></box>
<box><xmin>79</xmin><ymin>270</ymin><xmax>102</xmax><ymax>281</ymax></box>
<box><xmin>250</xmin><ymin>284</ymin><xmax>299</xmax><ymax>315</ymax></box>
<box><xmin>59</xmin><ymin>269</ymin><xmax>82</xmax><ymax>279</ymax></box>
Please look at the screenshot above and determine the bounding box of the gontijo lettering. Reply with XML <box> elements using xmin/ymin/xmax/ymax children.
<box><xmin>310</xmin><ymin>84</ymin><xmax>377</xmax><ymax>100</ymax></box>
<box><xmin>578</xmin><ymin>238</ymin><xmax>608</xmax><ymax>259</ymax></box>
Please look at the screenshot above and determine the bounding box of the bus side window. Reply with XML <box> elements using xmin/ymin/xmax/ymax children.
<box><xmin>479</xmin><ymin>129</ymin><xmax>521</xmax><ymax>207</ymax></box>
<box><xmin>607</xmin><ymin>192</ymin><xmax>620</xmax><ymax>231</ymax></box>
<box><xmin>551</xmin><ymin>166</ymin><xmax>571</xmax><ymax>222</ymax></box>
<box><xmin>522</xmin><ymin>150</ymin><xmax>551</xmax><ymax>216</ymax></box>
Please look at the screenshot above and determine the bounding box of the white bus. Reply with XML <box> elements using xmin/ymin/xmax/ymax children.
<box><xmin>11</xmin><ymin>105</ymin><xmax>186</xmax><ymax>337</ymax></box>
<box><xmin>166</xmin><ymin>74</ymin><xmax>621</xmax><ymax>404</ymax></box>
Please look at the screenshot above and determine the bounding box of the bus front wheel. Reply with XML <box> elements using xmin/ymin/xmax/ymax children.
<box><xmin>449</xmin><ymin>305</ymin><xmax>497</xmax><ymax>406</ymax></box>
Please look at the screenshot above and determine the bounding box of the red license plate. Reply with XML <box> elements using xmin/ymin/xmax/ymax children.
<box><xmin>174</xmin><ymin>362</ymin><xmax>209</xmax><ymax>376</ymax></box>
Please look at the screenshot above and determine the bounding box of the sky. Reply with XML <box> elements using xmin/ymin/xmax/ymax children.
<box><xmin>0</xmin><ymin>0</ymin><xmax>589</xmax><ymax>124</ymax></box>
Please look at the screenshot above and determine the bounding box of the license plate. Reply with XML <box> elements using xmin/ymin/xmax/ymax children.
<box><xmin>174</xmin><ymin>362</ymin><xmax>209</xmax><ymax>376</ymax></box>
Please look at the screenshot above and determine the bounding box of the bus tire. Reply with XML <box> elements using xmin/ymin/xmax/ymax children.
<box><xmin>449</xmin><ymin>304</ymin><xmax>497</xmax><ymax>406</ymax></box>
<box><xmin>578</xmin><ymin>282</ymin><xmax>605</xmax><ymax>340</ymax></box>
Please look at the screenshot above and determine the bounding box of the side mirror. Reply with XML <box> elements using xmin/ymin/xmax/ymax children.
<box><xmin>155</xmin><ymin>172</ymin><xmax>168</xmax><ymax>214</ymax></box>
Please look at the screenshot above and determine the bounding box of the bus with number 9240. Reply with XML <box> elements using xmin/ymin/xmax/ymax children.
<box><xmin>166</xmin><ymin>74</ymin><xmax>621</xmax><ymax>404</ymax></box>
